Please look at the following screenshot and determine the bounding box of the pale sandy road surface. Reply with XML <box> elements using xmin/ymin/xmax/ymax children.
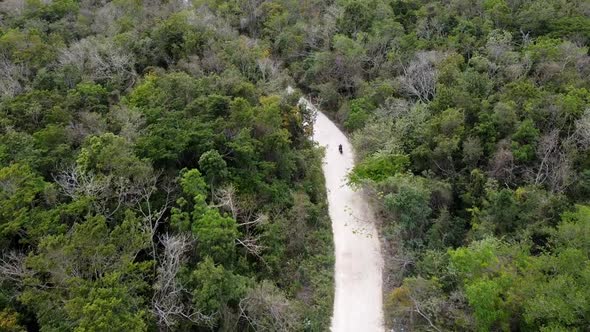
<box><xmin>299</xmin><ymin>96</ymin><xmax>384</xmax><ymax>332</ymax></box>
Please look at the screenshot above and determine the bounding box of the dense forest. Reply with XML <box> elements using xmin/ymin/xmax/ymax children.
<box><xmin>242</xmin><ymin>0</ymin><xmax>587</xmax><ymax>330</ymax></box>
<box><xmin>0</xmin><ymin>1</ymin><xmax>334</xmax><ymax>331</ymax></box>
<box><xmin>1</xmin><ymin>0</ymin><xmax>590</xmax><ymax>331</ymax></box>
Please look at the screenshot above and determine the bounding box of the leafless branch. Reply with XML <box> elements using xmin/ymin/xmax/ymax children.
<box><xmin>238</xmin><ymin>281</ymin><xmax>298</xmax><ymax>331</ymax></box>
<box><xmin>0</xmin><ymin>54</ymin><xmax>28</xmax><ymax>98</ymax></box>
<box><xmin>408</xmin><ymin>293</ymin><xmax>442</xmax><ymax>332</ymax></box>
<box><xmin>398</xmin><ymin>51</ymin><xmax>444</xmax><ymax>103</ymax></box>
<box><xmin>58</xmin><ymin>36</ymin><xmax>136</xmax><ymax>88</ymax></box>
<box><xmin>0</xmin><ymin>251</ymin><xmax>31</xmax><ymax>285</ymax></box>
<box><xmin>152</xmin><ymin>233</ymin><xmax>215</xmax><ymax>330</ymax></box>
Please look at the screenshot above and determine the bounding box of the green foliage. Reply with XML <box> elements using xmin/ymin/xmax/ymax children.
<box><xmin>77</xmin><ymin>133</ymin><xmax>150</xmax><ymax>177</ymax></box>
<box><xmin>65</xmin><ymin>273</ymin><xmax>148</xmax><ymax>332</ymax></box>
<box><xmin>349</xmin><ymin>153</ymin><xmax>409</xmax><ymax>184</ymax></box>
<box><xmin>193</xmin><ymin>209</ymin><xmax>239</xmax><ymax>263</ymax></box>
<box><xmin>179</xmin><ymin>168</ymin><xmax>209</xmax><ymax>198</ymax></box>
<box><xmin>465</xmin><ymin>279</ymin><xmax>509</xmax><ymax>331</ymax></box>
<box><xmin>2</xmin><ymin>0</ymin><xmax>588</xmax><ymax>329</ymax></box>
<box><xmin>554</xmin><ymin>205</ymin><xmax>590</xmax><ymax>253</ymax></box>
<box><xmin>382</xmin><ymin>175</ymin><xmax>433</xmax><ymax>246</ymax></box>
<box><xmin>511</xmin><ymin>119</ymin><xmax>540</xmax><ymax>163</ymax></box>
<box><xmin>22</xmin><ymin>213</ymin><xmax>151</xmax><ymax>331</ymax></box>
<box><xmin>25</xmin><ymin>0</ymin><xmax>79</xmax><ymax>23</ymax></box>
<box><xmin>199</xmin><ymin>149</ymin><xmax>229</xmax><ymax>186</ymax></box>
<box><xmin>443</xmin><ymin>206</ymin><xmax>590</xmax><ymax>331</ymax></box>
<box><xmin>173</xmin><ymin>169</ymin><xmax>238</xmax><ymax>263</ymax></box>
<box><xmin>292</xmin><ymin>0</ymin><xmax>590</xmax><ymax>329</ymax></box>
<box><xmin>0</xmin><ymin>3</ymin><xmax>334</xmax><ymax>326</ymax></box>
<box><xmin>0</xmin><ymin>163</ymin><xmax>47</xmax><ymax>244</ymax></box>
<box><xmin>0</xmin><ymin>308</ymin><xmax>25</xmax><ymax>332</ymax></box>
<box><xmin>66</xmin><ymin>82</ymin><xmax>109</xmax><ymax>113</ymax></box>
<box><xmin>344</xmin><ymin>98</ymin><xmax>373</xmax><ymax>131</ymax></box>
<box><xmin>187</xmin><ymin>257</ymin><xmax>250</xmax><ymax>315</ymax></box>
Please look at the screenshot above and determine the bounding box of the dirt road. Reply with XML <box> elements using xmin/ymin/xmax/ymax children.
<box><xmin>301</xmin><ymin>97</ymin><xmax>384</xmax><ymax>332</ymax></box>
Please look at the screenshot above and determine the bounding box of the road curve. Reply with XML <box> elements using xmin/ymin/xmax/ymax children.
<box><xmin>300</xmin><ymin>97</ymin><xmax>384</xmax><ymax>332</ymax></box>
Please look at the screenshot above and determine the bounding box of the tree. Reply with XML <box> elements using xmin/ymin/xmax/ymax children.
<box><xmin>76</xmin><ymin>133</ymin><xmax>150</xmax><ymax>177</ymax></box>
<box><xmin>65</xmin><ymin>274</ymin><xmax>148</xmax><ymax>332</ymax></box>
<box><xmin>58</xmin><ymin>37</ymin><xmax>136</xmax><ymax>89</ymax></box>
<box><xmin>186</xmin><ymin>257</ymin><xmax>250</xmax><ymax>316</ymax></box>
<box><xmin>382</xmin><ymin>175</ymin><xmax>432</xmax><ymax>246</ymax></box>
<box><xmin>199</xmin><ymin>149</ymin><xmax>229</xmax><ymax>186</ymax></box>
<box><xmin>172</xmin><ymin>169</ymin><xmax>238</xmax><ymax>263</ymax></box>
<box><xmin>511</xmin><ymin>119</ymin><xmax>540</xmax><ymax>163</ymax></box>
<box><xmin>152</xmin><ymin>233</ymin><xmax>215</xmax><ymax>329</ymax></box>
<box><xmin>336</xmin><ymin>0</ymin><xmax>378</xmax><ymax>36</ymax></box>
<box><xmin>398</xmin><ymin>51</ymin><xmax>444</xmax><ymax>103</ymax></box>
<box><xmin>0</xmin><ymin>55</ymin><xmax>28</xmax><ymax>98</ymax></box>
<box><xmin>344</xmin><ymin>98</ymin><xmax>373</xmax><ymax>131</ymax></box>
<box><xmin>349</xmin><ymin>153</ymin><xmax>409</xmax><ymax>184</ymax></box>
<box><xmin>239</xmin><ymin>281</ymin><xmax>301</xmax><ymax>331</ymax></box>
<box><xmin>20</xmin><ymin>213</ymin><xmax>151</xmax><ymax>331</ymax></box>
<box><xmin>0</xmin><ymin>308</ymin><xmax>25</xmax><ymax>332</ymax></box>
<box><xmin>0</xmin><ymin>164</ymin><xmax>47</xmax><ymax>246</ymax></box>
<box><xmin>385</xmin><ymin>277</ymin><xmax>456</xmax><ymax>332</ymax></box>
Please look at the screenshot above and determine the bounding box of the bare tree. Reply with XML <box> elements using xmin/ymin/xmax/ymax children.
<box><xmin>319</xmin><ymin>5</ymin><xmax>342</xmax><ymax>50</ymax></box>
<box><xmin>0</xmin><ymin>55</ymin><xmax>28</xmax><ymax>98</ymax></box>
<box><xmin>257</xmin><ymin>57</ymin><xmax>281</xmax><ymax>82</ymax></box>
<box><xmin>136</xmin><ymin>173</ymin><xmax>176</xmax><ymax>260</ymax></box>
<box><xmin>54</xmin><ymin>166</ymin><xmax>124</xmax><ymax>218</ymax></box>
<box><xmin>416</xmin><ymin>16</ymin><xmax>446</xmax><ymax>41</ymax></box>
<box><xmin>398</xmin><ymin>51</ymin><xmax>444</xmax><ymax>103</ymax></box>
<box><xmin>213</xmin><ymin>185</ymin><xmax>267</xmax><ymax>230</ymax></box>
<box><xmin>488</xmin><ymin>141</ymin><xmax>516</xmax><ymax>186</ymax></box>
<box><xmin>0</xmin><ymin>0</ymin><xmax>25</xmax><ymax>16</ymax></box>
<box><xmin>238</xmin><ymin>281</ymin><xmax>299</xmax><ymax>331</ymax></box>
<box><xmin>91</xmin><ymin>2</ymin><xmax>125</xmax><ymax>36</ymax></box>
<box><xmin>235</xmin><ymin>235</ymin><xmax>266</xmax><ymax>259</ymax></box>
<box><xmin>574</xmin><ymin>109</ymin><xmax>590</xmax><ymax>150</ymax></box>
<box><xmin>107</xmin><ymin>105</ymin><xmax>145</xmax><ymax>143</ymax></box>
<box><xmin>58</xmin><ymin>37</ymin><xmax>137</xmax><ymax>88</ymax></box>
<box><xmin>0</xmin><ymin>251</ymin><xmax>31</xmax><ymax>286</ymax></box>
<box><xmin>54</xmin><ymin>165</ymin><xmax>175</xmax><ymax>245</ymax></box>
<box><xmin>485</xmin><ymin>30</ymin><xmax>513</xmax><ymax>62</ymax></box>
<box><xmin>238</xmin><ymin>0</ymin><xmax>265</xmax><ymax>37</ymax></box>
<box><xmin>389</xmin><ymin>276</ymin><xmax>474</xmax><ymax>332</ymax></box>
<box><xmin>520</xmin><ymin>29</ymin><xmax>532</xmax><ymax>47</ymax></box>
<box><xmin>213</xmin><ymin>185</ymin><xmax>269</xmax><ymax>263</ymax></box>
<box><xmin>54</xmin><ymin>165</ymin><xmax>105</xmax><ymax>200</ymax></box>
<box><xmin>526</xmin><ymin>111</ymin><xmax>590</xmax><ymax>193</ymax></box>
<box><xmin>531</xmin><ymin>130</ymin><xmax>573</xmax><ymax>193</ymax></box>
<box><xmin>152</xmin><ymin>233</ymin><xmax>214</xmax><ymax>330</ymax></box>
<box><xmin>557</xmin><ymin>41</ymin><xmax>587</xmax><ymax>72</ymax></box>
<box><xmin>67</xmin><ymin>111</ymin><xmax>107</xmax><ymax>145</ymax></box>
<box><xmin>213</xmin><ymin>185</ymin><xmax>240</xmax><ymax>220</ymax></box>
<box><xmin>296</xmin><ymin>93</ymin><xmax>319</xmax><ymax>136</ymax></box>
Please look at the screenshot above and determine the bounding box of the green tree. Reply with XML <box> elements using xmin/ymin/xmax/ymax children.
<box><xmin>382</xmin><ymin>175</ymin><xmax>432</xmax><ymax>246</ymax></box>
<box><xmin>22</xmin><ymin>213</ymin><xmax>151</xmax><ymax>331</ymax></box>
<box><xmin>511</xmin><ymin>119</ymin><xmax>540</xmax><ymax>163</ymax></box>
<box><xmin>186</xmin><ymin>257</ymin><xmax>250</xmax><ymax>315</ymax></box>
<box><xmin>344</xmin><ymin>98</ymin><xmax>373</xmax><ymax>131</ymax></box>
<box><xmin>172</xmin><ymin>169</ymin><xmax>238</xmax><ymax>263</ymax></box>
<box><xmin>349</xmin><ymin>153</ymin><xmax>409</xmax><ymax>184</ymax></box>
<box><xmin>199</xmin><ymin>149</ymin><xmax>228</xmax><ymax>186</ymax></box>
<box><xmin>0</xmin><ymin>164</ymin><xmax>47</xmax><ymax>246</ymax></box>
